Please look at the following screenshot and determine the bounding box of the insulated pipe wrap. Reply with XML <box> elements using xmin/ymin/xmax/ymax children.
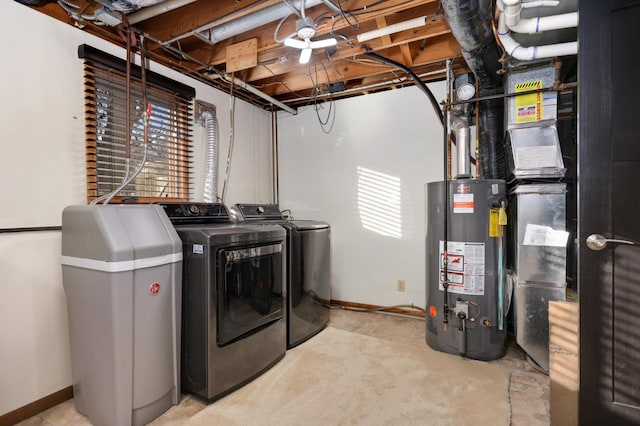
<box><xmin>199</xmin><ymin>0</ymin><xmax>323</xmax><ymax>44</ymax></box>
<box><xmin>442</xmin><ymin>0</ymin><xmax>502</xmax><ymax>90</ymax></box>
<box><xmin>478</xmin><ymin>98</ymin><xmax>505</xmax><ymax>179</ymax></box>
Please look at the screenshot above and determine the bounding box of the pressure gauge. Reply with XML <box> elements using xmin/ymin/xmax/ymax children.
<box><xmin>456</xmin><ymin>82</ymin><xmax>476</xmax><ymax>101</ymax></box>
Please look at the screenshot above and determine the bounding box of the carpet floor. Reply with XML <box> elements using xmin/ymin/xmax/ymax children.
<box><xmin>185</xmin><ymin>326</ymin><xmax>511</xmax><ymax>426</ymax></box>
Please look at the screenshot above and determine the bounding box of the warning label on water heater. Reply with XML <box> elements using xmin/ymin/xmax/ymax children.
<box><xmin>453</xmin><ymin>193</ymin><xmax>474</xmax><ymax>214</ymax></box>
<box><xmin>438</xmin><ymin>241</ymin><xmax>485</xmax><ymax>295</ymax></box>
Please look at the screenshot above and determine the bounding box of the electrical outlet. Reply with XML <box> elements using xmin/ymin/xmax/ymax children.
<box><xmin>397</xmin><ymin>279</ymin><xmax>405</xmax><ymax>292</ymax></box>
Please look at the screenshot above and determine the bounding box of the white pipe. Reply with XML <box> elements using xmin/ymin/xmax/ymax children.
<box><xmin>356</xmin><ymin>16</ymin><xmax>427</xmax><ymax>42</ymax></box>
<box><xmin>509</xmin><ymin>12</ymin><xmax>578</xmax><ymax>34</ymax></box>
<box><xmin>127</xmin><ymin>0</ymin><xmax>198</xmax><ymax>25</ymax></box>
<box><xmin>521</xmin><ymin>1</ymin><xmax>560</xmax><ymax>8</ymax></box>
<box><xmin>502</xmin><ymin>0</ymin><xmax>522</xmax><ymax>28</ymax></box>
<box><xmin>497</xmin><ymin>13</ymin><xmax>578</xmax><ymax>60</ymax></box>
<box><xmin>496</xmin><ymin>0</ymin><xmax>560</xmax><ymax>12</ymax></box>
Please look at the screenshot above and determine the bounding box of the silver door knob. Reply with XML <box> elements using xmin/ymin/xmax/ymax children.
<box><xmin>586</xmin><ymin>234</ymin><xmax>636</xmax><ymax>251</ymax></box>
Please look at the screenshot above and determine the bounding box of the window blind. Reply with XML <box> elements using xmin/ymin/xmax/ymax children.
<box><xmin>80</xmin><ymin>45</ymin><xmax>194</xmax><ymax>203</ymax></box>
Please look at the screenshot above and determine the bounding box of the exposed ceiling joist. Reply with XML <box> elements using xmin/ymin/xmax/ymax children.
<box><xmin>23</xmin><ymin>0</ymin><xmax>461</xmax><ymax>110</ymax></box>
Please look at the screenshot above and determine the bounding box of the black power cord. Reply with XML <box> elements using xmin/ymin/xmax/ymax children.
<box><xmin>363</xmin><ymin>51</ymin><xmax>445</xmax><ymax>127</ymax></box>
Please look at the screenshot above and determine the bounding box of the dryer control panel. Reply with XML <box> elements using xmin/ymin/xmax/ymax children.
<box><xmin>156</xmin><ymin>202</ymin><xmax>231</xmax><ymax>223</ymax></box>
<box><xmin>233</xmin><ymin>204</ymin><xmax>284</xmax><ymax>221</ymax></box>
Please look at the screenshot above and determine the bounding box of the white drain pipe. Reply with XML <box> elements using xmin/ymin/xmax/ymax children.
<box><xmin>501</xmin><ymin>0</ymin><xmax>523</xmax><ymax>28</ymax></box>
<box><xmin>508</xmin><ymin>11</ymin><xmax>578</xmax><ymax>34</ymax></box>
<box><xmin>497</xmin><ymin>13</ymin><xmax>578</xmax><ymax>60</ymax></box>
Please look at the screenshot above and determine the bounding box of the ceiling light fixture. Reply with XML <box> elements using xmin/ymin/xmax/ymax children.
<box><xmin>284</xmin><ymin>16</ymin><xmax>337</xmax><ymax>64</ymax></box>
<box><xmin>285</xmin><ymin>37</ymin><xmax>337</xmax><ymax>64</ymax></box>
<box><xmin>356</xmin><ymin>16</ymin><xmax>427</xmax><ymax>43</ymax></box>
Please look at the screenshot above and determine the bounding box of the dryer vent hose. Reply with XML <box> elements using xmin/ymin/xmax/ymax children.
<box><xmin>200</xmin><ymin>107</ymin><xmax>219</xmax><ymax>203</ymax></box>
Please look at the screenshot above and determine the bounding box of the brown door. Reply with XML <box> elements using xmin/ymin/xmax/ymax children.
<box><xmin>579</xmin><ymin>0</ymin><xmax>640</xmax><ymax>423</ymax></box>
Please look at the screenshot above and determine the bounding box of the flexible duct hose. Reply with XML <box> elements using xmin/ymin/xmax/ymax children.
<box><xmin>201</xmin><ymin>109</ymin><xmax>219</xmax><ymax>203</ymax></box>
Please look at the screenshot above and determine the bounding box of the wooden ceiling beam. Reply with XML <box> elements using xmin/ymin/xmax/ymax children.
<box><xmin>400</xmin><ymin>44</ymin><xmax>414</xmax><ymax>66</ymax></box>
<box><xmin>164</xmin><ymin>0</ymin><xmax>441</xmax><ymax>67</ymax></box>
<box><xmin>134</xmin><ymin>0</ymin><xmax>273</xmax><ymax>41</ymax></box>
<box><xmin>259</xmin><ymin>36</ymin><xmax>461</xmax><ymax>96</ymax></box>
<box><xmin>26</xmin><ymin>0</ymin><xmax>461</xmax><ymax>105</ymax></box>
<box><xmin>375</xmin><ymin>17</ymin><xmax>394</xmax><ymax>46</ymax></box>
<box><xmin>243</xmin><ymin>19</ymin><xmax>451</xmax><ymax>82</ymax></box>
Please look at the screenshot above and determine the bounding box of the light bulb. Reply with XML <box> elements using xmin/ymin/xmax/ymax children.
<box><xmin>299</xmin><ymin>48</ymin><xmax>312</xmax><ymax>64</ymax></box>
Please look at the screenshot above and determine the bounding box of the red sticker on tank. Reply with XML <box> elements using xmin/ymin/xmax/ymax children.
<box><xmin>150</xmin><ymin>282</ymin><xmax>160</xmax><ymax>295</ymax></box>
<box><xmin>456</xmin><ymin>184</ymin><xmax>471</xmax><ymax>194</ymax></box>
<box><xmin>429</xmin><ymin>305</ymin><xmax>437</xmax><ymax>317</ymax></box>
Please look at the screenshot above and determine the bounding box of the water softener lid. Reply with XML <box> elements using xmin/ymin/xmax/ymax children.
<box><xmin>61</xmin><ymin>204</ymin><xmax>182</xmax><ymax>261</ymax></box>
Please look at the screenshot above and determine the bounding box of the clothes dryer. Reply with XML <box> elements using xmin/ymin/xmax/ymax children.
<box><xmin>158</xmin><ymin>202</ymin><xmax>286</xmax><ymax>403</ymax></box>
<box><xmin>231</xmin><ymin>204</ymin><xmax>331</xmax><ymax>348</ymax></box>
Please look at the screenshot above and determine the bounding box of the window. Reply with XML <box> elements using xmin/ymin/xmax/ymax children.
<box><xmin>80</xmin><ymin>45</ymin><xmax>195</xmax><ymax>203</ymax></box>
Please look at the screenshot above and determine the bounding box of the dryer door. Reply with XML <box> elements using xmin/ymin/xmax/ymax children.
<box><xmin>216</xmin><ymin>243</ymin><xmax>284</xmax><ymax>346</ymax></box>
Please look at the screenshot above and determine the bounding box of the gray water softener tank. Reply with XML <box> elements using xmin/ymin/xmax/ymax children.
<box><xmin>61</xmin><ymin>205</ymin><xmax>182</xmax><ymax>426</ymax></box>
<box><xmin>425</xmin><ymin>179</ymin><xmax>509</xmax><ymax>361</ymax></box>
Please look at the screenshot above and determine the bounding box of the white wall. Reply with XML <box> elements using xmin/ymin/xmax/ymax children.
<box><xmin>0</xmin><ymin>1</ymin><xmax>273</xmax><ymax>415</ymax></box>
<box><xmin>277</xmin><ymin>83</ymin><xmax>446</xmax><ymax>309</ymax></box>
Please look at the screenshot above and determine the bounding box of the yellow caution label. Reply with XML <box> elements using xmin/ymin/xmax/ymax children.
<box><xmin>489</xmin><ymin>209</ymin><xmax>500</xmax><ymax>237</ymax></box>
<box><xmin>498</xmin><ymin>207</ymin><xmax>508</xmax><ymax>226</ymax></box>
<box><xmin>515</xmin><ymin>80</ymin><xmax>543</xmax><ymax>123</ymax></box>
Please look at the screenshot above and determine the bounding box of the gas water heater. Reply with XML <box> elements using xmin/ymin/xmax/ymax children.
<box><xmin>425</xmin><ymin>179</ymin><xmax>509</xmax><ymax>360</ymax></box>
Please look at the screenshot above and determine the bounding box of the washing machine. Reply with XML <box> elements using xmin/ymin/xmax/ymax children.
<box><xmin>157</xmin><ymin>202</ymin><xmax>287</xmax><ymax>403</ymax></box>
<box><xmin>231</xmin><ymin>203</ymin><xmax>331</xmax><ymax>348</ymax></box>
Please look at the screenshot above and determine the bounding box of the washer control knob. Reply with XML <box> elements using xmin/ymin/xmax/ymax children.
<box><xmin>188</xmin><ymin>204</ymin><xmax>200</xmax><ymax>215</ymax></box>
<box><xmin>257</xmin><ymin>206</ymin><xmax>265</xmax><ymax>214</ymax></box>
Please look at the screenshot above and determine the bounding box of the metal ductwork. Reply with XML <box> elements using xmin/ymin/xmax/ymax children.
<box><xmin>96</xmin><ymin>0</ymin><xmax>166</xmax><ymax>12</ymax></box>
<box><xmin>166</xmin><ymin>0</ymin><xmax>325</xmax><ymax>45</ymax></box>
<box><xmin>196</xmin><ymin>101</ymin><xmax>219</xmax><ymax>203</ymax></box>
<box><xmin>127</xmin><ymin>0</ymin><xmax>198</xmax><ymax>24</ymax></box>
<box><xmin>441</xmin><ymin>0</ymin><xmax>505</xmax><ymax>180</ymax></box>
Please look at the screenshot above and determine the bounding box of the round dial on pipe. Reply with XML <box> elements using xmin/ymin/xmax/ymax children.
<box><xmin>456</xmin><ymin>83</ymin><xmax>476</xmax><ymax>101</ymax></box>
